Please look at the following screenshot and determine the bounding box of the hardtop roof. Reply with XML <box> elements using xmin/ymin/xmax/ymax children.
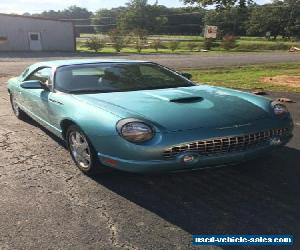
<box><xmin>32</xmin><ymin>59</ymin><xmax>150</xmax><ymax>68</ymax></box>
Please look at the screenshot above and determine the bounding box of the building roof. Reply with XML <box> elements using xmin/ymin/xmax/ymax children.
<box><xmin>0</xmin><ymin>13</ymin><xmax>73</xmax><ymax>23</ymax></box>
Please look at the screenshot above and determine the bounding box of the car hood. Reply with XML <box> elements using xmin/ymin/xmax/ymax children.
<box><xmin>74</xmin><ymin>86</ymin><xmax>270</xmax><ymax>131</ymax></box>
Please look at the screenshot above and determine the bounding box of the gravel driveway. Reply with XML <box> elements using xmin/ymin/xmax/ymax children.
<box><xmin>0</xmin><ymin>57</ymin><xmax>299</xmax><ymax>249</ymax></box>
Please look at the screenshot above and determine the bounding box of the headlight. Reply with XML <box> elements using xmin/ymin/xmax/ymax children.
<box><xmin>271</xmin><ymin>101</ymin><xmax>289</xmax><ymax>115</ymax></box>
<box><xmin>117</xmin><ymin>119</ymin><xmax>154</xmax><ymax>143</ymax></box>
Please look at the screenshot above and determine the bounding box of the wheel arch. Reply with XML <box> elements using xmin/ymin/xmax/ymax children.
<box><xmin>60</xmin><ymin>119</ymin><xmax>77</xmax><ymax>140</ymax></box>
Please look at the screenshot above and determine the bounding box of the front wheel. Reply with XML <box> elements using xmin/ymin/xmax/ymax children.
<box><xmin>10</xmin><ymin>93</ymin><xmax>26</xmax><ymax>120</ymax></box>
<box><xmin>66</xmin><ymin>125</ymin><xmax>110</xmax><ymax>175</ymax></box>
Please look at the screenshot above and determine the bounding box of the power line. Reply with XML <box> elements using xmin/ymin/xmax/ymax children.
<box><xmin>75</xmin><ymin>24</ymin><xmax>117</xmax><ymax>27</ymax></box>
<box><xmin>60</xmin><ymin>17</ymin><xmax>114</xmax><ymax>21</ymax></box>
<box><xmin>160</xmin><ymin>12</ymin><xmax>204</xmax><ymax>17</ymax></box>
<box><xmin>74</xmin><ymin>23</ymin><xmax>202</xmax><ymax>27</ymax></box>
<box><xmin>252</xmin><ymin>4</ymin><xmax>300</xmax><ymax>8</ymax></box>
<box><xmin>60</xmin><ymin>11</ymin><xmax>206</xmax><ymax>22</ymax></box>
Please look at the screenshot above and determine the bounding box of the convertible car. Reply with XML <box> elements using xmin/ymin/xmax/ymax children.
<box><xmin>7</xmin><ymin>59</ymin><xmax>293</xmax><ymax>175</ymax></box>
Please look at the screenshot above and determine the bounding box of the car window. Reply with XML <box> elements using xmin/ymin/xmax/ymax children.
<box><xmin>72</xmin><ymin>67</ymin><xmax>105</xmax><ymax>76</ymax></box>
<box><xmin>55</xmin><ymin>63</ymin><xmax>193</xmax><ymax>93</ymax></box>
<box><xmin>139</xmin><ymin>65</ymin><xmax>174</xmax><ymax>82</ymax></box>
<box><xmin>27</xmin><ymin>67</ymin><xmax>51</xmax><ymax>84</ymax></box>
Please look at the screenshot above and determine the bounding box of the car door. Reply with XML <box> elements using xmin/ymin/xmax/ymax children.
<box><xmin>27</xmin><ymin>68</ymin><xmax>65</xmax><ymax>134</ymax></box>
<box><xmin>42</xmin><ymin>90</ymin><xmax>67</xmax><ymax>135</ymax></box>
<box><xmin>22</xmin><ymin>67</ymin><xmax>52</xmax><ymax>124</ymax></box>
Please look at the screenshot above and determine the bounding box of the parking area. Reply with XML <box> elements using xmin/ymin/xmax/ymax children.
<box><xmin>0</xmin><ymin>56</ymin><xmax>299</xmax><ymax>249</ymax></box>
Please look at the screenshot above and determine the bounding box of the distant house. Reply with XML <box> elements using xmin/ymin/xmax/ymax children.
<box><xmin>0</xmin><ymin>13</ymin><xmax>75</xmax><ymax>52</ymax></box>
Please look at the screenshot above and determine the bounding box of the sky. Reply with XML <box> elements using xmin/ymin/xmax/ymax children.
<box><xmin>1</xmin><ymin>0</ymin><xmax>271</xmax><ymax>14</ymax></box>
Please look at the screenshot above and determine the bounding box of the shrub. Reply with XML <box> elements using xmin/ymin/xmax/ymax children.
<box><xmin>221</xmin><ymin>35</ymin><xmax>238</xmax><ymax>50</ymax></box>
<box><xmin>202</xmin><ymin>38</ymin><xmax>214</xmax><ymax>50</ymax></box>
<box><xmin>187</xmin><ymin>42</ymin><xmax>198</xmax><ymax>51</ymax></box>
<box><xmin>168</xmin><ymin>41</ymin><xmax>180</xmax><ymax>52</ymax></box>
<box><xmin>268</xmin><ymin>43</ymin><xmax>290</xmax><ymax>50</ymax></box>
<box><xmin>133</xmin><ymin>28</ymin><xmax>148</xmax><ymax>41</ymax></box>
<box><xmin>151</xmin><ymin>39</ymin><xmax>163</xmax><ymax>52</ymax></box>
<box><xmin>237</xmin><ymin>42</ymin><xmax>290</xmax><ymax>51</ymax></box>
<box><xmin>84</xmin><ymin>36</ymin><xmax>105</xmax><ymax>52</ymax></box>
<box><xmin>134</xmin><ymin>37</ymin><xmax>145</xmax><ymax>53</ymax></box>
<box><xmin>108</xmin><ymin>29</ymin><xmax>128</xmax><ymax>52</ymax></box>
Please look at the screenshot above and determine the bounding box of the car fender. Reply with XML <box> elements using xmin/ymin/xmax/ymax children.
<box><xmin>57</xmin><ymin>94</ymin><xmax>121</xmax><ymax>140</ymax></box>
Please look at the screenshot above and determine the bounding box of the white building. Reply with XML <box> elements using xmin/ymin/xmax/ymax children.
<box><xmin>0</xmin><ymin>13</ymin><xmax>75</xmax><ymax>52</ymax></box>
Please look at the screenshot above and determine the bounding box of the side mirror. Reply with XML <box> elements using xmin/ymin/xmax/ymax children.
<box><xmin>20</xmin><ymin>80</ymin><xmax>49</xmax><ymax>90</ymax></box>
<box><xmin>180</xmin><ymin>72</ymin><xmax>192</xmax><ymax>80</ymax></box>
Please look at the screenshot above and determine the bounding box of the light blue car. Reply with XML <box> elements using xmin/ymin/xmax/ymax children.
<box><xmin>7</xmin><ymin>59</ymin><xmax>294</xmax><ymax>175</ymax></box>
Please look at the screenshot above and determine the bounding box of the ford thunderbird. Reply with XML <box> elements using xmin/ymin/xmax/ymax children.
<box><xmin>7</xmin><ymin>59</ymin><xmax>294</xmax><ymax>175</ymax></box>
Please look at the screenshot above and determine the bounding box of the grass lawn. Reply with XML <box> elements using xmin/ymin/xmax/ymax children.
<box><xmin>77</xmin><ymin>42</ymin><xmax>299</xmax><ymax>54</ymax></box>
<box><xmin>77</xmin><ymin>34</ymin><xmax>300</xmax><ymax>54</ymax></box>
<box><xmin>185</xmin><ymin>63</ymin><xmax>300</xmax><ymax>92</ymax></box>
<box><xmin>80</xmin><ymin>34</ymin><xmax>298</xmax><ymax>42</ymax></box>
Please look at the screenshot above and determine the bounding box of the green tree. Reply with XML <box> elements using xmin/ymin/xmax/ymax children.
<box><xmin>283</xmin><ymin>0</ymin><xmax>300</xmax><ymax>39</ymax></box>
<box><xmin>118</xmin><ymin>0</ymin><xmax>167</xmax><ymax>38</ymax></box>
<box><xmin>35</xmin><ymin>6</ymin><xmax>92</xmax><ymax>20</ymax></box>
<box><xmin>247</xmin><ymin>3</ymin><xmax>288</xmax><ymax>39</ymax></box>
<box><xmin>32</xmin><ymin>6</ymin><xmax>93</xmax><ymax>33</ymax></box>
<box><xmin>291</xmin><ymin>17</ymin><xmax>300</xmax><ymax>39</ymax></box>
<box><xmin>161</xmin><ymin>7</ymin><xmax>206</xmax><ymax>35</ymax></box>
<box><xmin>183</xmin><ymin>0</ymin><xmax>251</xmax><ymax>8</ymax></box>
<box><xmin>247</xmin><ymin>0</ymin><xmax>300</xmax><ymax>39</ymax></box>
<box><xmin>81</xmin><ymin>5</ymin><xmax>206</xmax><ymax>36</ymax></box>
<box><xmin>205</xmin><ymin>7</ymin><xmax>250</xmax><ymax>36</ymax></box>
<box><xmin>92</xmin><ymin>8</ymin><xmax>126</xmax><ymax>33</ymax></box>
<box><xmin>63</xmin><ymin>6</ymin><xmax>92</xmax><ymax>19</ymax></box>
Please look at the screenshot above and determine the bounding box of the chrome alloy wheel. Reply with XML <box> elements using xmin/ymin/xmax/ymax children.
<box><xmin>69</xmin><ymin>131</ymin><xmax>91</xmax><ymax>169</ymax></box>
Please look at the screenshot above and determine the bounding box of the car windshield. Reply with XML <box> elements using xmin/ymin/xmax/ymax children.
<box><xmin>54</xmin><ymin>62</ymin><xmax>194</xmax><ymax>93</ymax></box>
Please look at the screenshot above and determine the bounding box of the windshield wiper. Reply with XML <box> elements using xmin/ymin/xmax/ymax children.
<box><xmin>68</xmin><ymin>89</ymin><xmax>113</xmax><ymax>94</ymax></box>
<box><xmin>141</xmin><ymin>85</ymin><xmax>193</xmax><ymax>90</ymax></box>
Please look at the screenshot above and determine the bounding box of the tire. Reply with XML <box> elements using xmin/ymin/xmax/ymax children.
<box><xmin>66</xmin><ymin>124</ymin><xmax>111</xmax><ymax>175</ymax></box>
<box><xmin>10</xmin><ymin>93</ymin><xmax>27</xmax><ymax>120</ymax></box>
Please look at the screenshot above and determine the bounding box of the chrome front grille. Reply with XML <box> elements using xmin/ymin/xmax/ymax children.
<box><xmin>163</xmin><ymin>128</ymin><xmax>289</xmax><ymax>159</ymax></box>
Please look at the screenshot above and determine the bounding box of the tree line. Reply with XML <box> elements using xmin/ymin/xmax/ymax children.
<box><xmin>27</xmin><ymin>0</ymin><xmax>300</xmax><ymax>39</ymax></box>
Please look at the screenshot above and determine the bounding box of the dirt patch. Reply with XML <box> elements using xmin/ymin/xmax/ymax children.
<box><xmin>261</xmin><ymin>75</ymin><xmax>300</xmax><ymax>87</ymax></box>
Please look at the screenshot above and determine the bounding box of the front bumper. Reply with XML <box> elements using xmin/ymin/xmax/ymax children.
<box><xmin>92</xmin><ymin>115</ymin><xmax>294</xmax><ymax>173</ymax></box>
<box><xmin>98</xmin><ymin>134</ymin><xmax>292</xmax><ymax>173</ymax></box>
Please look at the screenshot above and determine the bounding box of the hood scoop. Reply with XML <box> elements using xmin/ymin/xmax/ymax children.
<box><xmin>144</xmin><ymin>90</ymin><xmax>203</xmax><ymax>103</ymax></box>
<box><xmin>169</xmin><ymin>96</ymin><xmax>203</xmax><ymax>103</ymax></box>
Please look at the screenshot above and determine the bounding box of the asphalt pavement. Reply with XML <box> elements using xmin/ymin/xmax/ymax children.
<box><xmin>0</xmin><ymin>51</ymin><xmax>300</xmax><ymax>69</ymax></box>
<box><xmin>0</xmin><ymin>56</ymin><xmax>299</xmax><ymax>250</ymax></box>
